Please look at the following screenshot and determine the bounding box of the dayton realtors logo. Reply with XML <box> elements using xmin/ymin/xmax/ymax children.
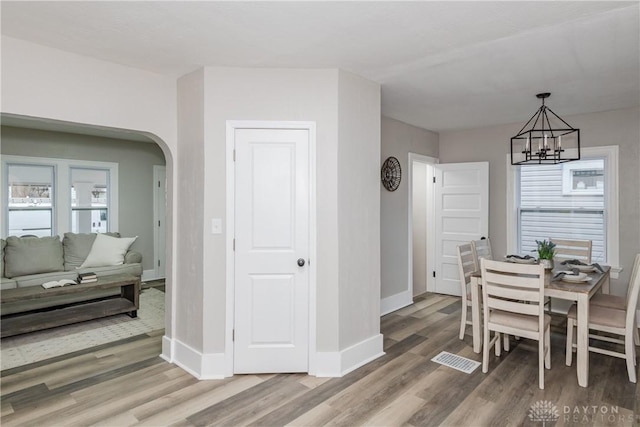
<box><xmin>529</xmin><ymin>401</ymin><xmax>636</xmax><ymax>424</ymax></box>
<box><xmin>528</xmin><ymin>401</ymin><xmax>560</xmax><ymax>426</ymax></box>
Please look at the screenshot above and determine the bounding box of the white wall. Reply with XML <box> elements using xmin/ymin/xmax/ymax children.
<box><xmin>176</xmin><ymin>69</ymin><xmax>205</xmax><ymax>350</ymax></box>
<box><xmin>380</xmin><ymin>116</ymin><xmax>438</xmax><ymax>312</ymax></box>
<box><xmin>337</xmin><ymin>70</ymin><xmax>381</xmax><ymax>350</ymax></box>
<box><xmin>439</xmin><ymin>107</ymin><xmax>640</xmax><ymax>298</ymax></box>
<box><xmin>0</xmin><ymin>36</ymin><xmax>178</xmax><ymax>346</ymax></box>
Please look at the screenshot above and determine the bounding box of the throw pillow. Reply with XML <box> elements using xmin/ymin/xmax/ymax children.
<box><xmin>79</xmin><ymin>234</ymin><xmax>137</xmax><ymax>268</ymax></box>
<box><xmin>4</xmin><ymin>236</ymin><xmax>64</xmax><ymax>278</ymax></box>
<box><xmin>62</xmin><ymin>232</ymin><xmax>120</xmax><ymax>270</ymax></box>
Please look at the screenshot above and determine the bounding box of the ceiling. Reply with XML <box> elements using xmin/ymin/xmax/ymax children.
<box><xmin>1</xmin><ymin>1</ymin><xmax>639</xmax><ymax>132</ymax></box>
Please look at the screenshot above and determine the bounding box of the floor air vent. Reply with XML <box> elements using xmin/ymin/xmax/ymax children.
<box><xmin>431</xmin><ymin>351</ymin><xmax>481</xmax><ymax>374</ymax></box>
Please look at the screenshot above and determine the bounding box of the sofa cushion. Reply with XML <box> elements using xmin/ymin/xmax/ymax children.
<box><xmin>4</xmin><ymin>236</ymin><xmax>64</xmax><ymax>279</ymax></box>
<box><xmin>1</xmin><ymin>277</ymin><xmax>17</xmax><ymax>290</ymax></box>
<box><xmin>62</xmin><ymin>232</ymin><xmax>120</xmax><ymax>270</ymax></box>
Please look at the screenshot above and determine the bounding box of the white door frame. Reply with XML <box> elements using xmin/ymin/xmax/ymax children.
<box><xmin>225</xmin><ymin>120</ymin><xmax>317</xmax><ymax>376</ymax></box>
<box><xmin>407</xmin><ymin>153</ymin><xmax>438</xmax><ymax>297</ymax></box>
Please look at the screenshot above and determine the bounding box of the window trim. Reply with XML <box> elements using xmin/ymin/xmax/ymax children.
<box><xmin>5</xmin><ymin>163</ymin><xmax>55</xmax><ymax>237</ymax></box>
<box><xmin>506</xmin><ymin>146</ymin><xmax>620</xmax><ymax>278</ymax></box>
<box><xmin>2</xmin><ymin>155</ymin><xmax>118</xmax><ymax>238</ymax></box>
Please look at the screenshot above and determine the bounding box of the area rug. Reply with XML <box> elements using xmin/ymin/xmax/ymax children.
<box><xmin>1</xmin><ymin>287</ymin><xmax>165</xmax><ymax>371</ymax></box>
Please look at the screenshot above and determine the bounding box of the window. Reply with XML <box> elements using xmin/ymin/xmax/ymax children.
<box><xmin>6</xmin><ymin>164</ymin><xmax>54</xmax><ymax>237</ymax></box>
<box><xmin>518</xmin><ymin>160</ymin><xmax>606</xmax><ymax>262</ymax></box>
<box><xmin>507</xmin><ymin>146</ymin><xmax>620</xmax><ymax>276</ymax></box>
<box><xmin>2</xmin><ymin>156</ymin><xmax>118</xmax><ymax>238</ymax></box>
<box><xmin>70</xmin><ymin>168</ymin><xmax>110</xmax><ymax>233</ymax></box>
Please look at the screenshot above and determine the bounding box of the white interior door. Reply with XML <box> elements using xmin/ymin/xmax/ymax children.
<box><xmin>434</xmin><ymin>162</ymin><xmax>489</xmax><ymax>296</ymax></box>
<box><xmin>153</xmin><ymin>165</ymin><xmax>166</xmax><ymax>279</ymax></box>
<box><xmin>234</xmin><ymin>128</ymin><xmax>310</xmax><ymax>373</ymax></box>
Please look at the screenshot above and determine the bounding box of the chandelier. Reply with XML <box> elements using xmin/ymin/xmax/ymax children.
<box><xmin>510</xmin><ymin>93</ymin><xmax>580</xmax><ymax>165</ymax></box>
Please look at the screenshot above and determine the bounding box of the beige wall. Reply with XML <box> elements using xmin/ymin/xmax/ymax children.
<box><xmin>380</xmin><ymin>116</ymin><xmax>438</xmax><ymax>303</ymax></box>
<box><xmin>337</xmin><ymin>70</ymin><xmax>381</xmax><ymax>349</ymax></box>
<box><xmin>412</xmin><ymin>162</ymin><xmax>428</xmax><ymax>296</ymax></box>
<box><xmin>1</xmin><ymin>126</ymin><xmax>166</xmax><ymax>274</ymax></box>
<box><xmin>176</xmin><ymin>69</ymin><xmax>206</xmax><ymax>350</ymax></box>
<box><xmin>439</xmin><ymin>107</ymin><xmax>640</xmax><ymax>296</ymax></box>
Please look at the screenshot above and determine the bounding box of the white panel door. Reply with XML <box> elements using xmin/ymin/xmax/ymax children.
<box><xmin>434</xmin><ymin>162</ymin><xmax>489</xmax><ymax>296</ymax></box>
<box><xmin>234</xmin><ymin>128</ymin><xmax>310</xmax><ymax>373</ymax></box>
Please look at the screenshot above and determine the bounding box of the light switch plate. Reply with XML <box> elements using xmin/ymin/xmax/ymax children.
<box><xmin>211</xmin><ymin>218</ymin><xmax>222</xmax><ymax>234</ymax></box>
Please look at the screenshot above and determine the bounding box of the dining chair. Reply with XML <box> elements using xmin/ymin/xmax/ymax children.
<box><xmin>549</xmin><ymin>238</ymin><xmax>593</xmax><ymax>313</ymax></box>
<box><xmin>590</xmin><ymin>254</ymin><xmax>640</xmax><ymax>344</ymax></box>
<box><xmin>456</xmin><ymin>243</ymin><xmax>476</xmax><ymax>340</ymax></box>
<box><xmin>481</xmin><ymin>259</ymin><xmax>550</xmax><ymax>389</ymax></box>
<box><xmin>550</xmin><ymin>238</ymin><xmax>592</xmax><ymax>264</ymax></box>
<box><xmin>471</xmin><ymin>238</ymin><xmax>493</xmax><ymax>270</ymax></box>
<box><xmin>565</xmin><ymin>253</ymin><xmax>640</xmax><ymax>383</ymax></box>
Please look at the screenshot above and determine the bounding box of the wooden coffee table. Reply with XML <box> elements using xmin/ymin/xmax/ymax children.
<box><xmin>1</xmin><ymin>274</ymin><xmax>140</xmax><ymax>338</ymax></box>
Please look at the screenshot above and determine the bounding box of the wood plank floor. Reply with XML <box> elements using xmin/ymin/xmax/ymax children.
<box><xmin>2</xmin><ymin>293</ymin><xmax>639</xmax><ymax>426</ymax></box>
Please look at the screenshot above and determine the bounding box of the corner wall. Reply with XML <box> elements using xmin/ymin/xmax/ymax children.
<box><xmin>337</xmin><ymin>70</ymin><xmax>382</xmax><ymax>354</ymax></box>
<box><xmin>201</xmin><ymin>67</ymin><xmax>341</xmax><ymax>361</ymax></box>
<box><xmin>171</xmin><ymin>67</ymin><xmax>384</xmax><ymax>377</ymax></box>
<box><xmin>175</xmin><ymin>69</ymin><xmax>206</xmax><ymax>356</ymax></box>
<box><xmin>380</xmin><ymin>116</ymin><xmax>439</xmax><ymax>314</ymax></box>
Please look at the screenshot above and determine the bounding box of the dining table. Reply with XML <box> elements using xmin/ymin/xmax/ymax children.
<box><xmin>469</xmin><ymin>264</ymin><xmax>610</xmax><ymax>388</ymax></box>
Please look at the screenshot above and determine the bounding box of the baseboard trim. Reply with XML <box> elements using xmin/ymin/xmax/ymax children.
<box><xmin>380</xmin><ymin>290</ymin><xmax>413</xmax><ymax>316</ymax></box>
<box><xmin>312</xmin><ymin>351</ymin><xmax>341</xmax><ymax>377</ymax></box>
<box><xmin>313</xmin><ymin>333</ymin><xmax>384</xmax><ymax>377</ymax></box>
<box><xmin>161</xmin><ymin>335</ymin><xmax>174</xmax><ymax>363</ymax></box>
<box><xmin>340</xmin><ymin>333</ymin><xmax>385</xmax><ymax>376</ymax></box>
<box><xmin>168</xmin><ymin>338</ymin><xmax>226</xmax><ymax>379</ymax></box>
<box><xmin>141</xmin><ymin>269</ymin><xmax>160</xmax><ymax>282</ymax></box>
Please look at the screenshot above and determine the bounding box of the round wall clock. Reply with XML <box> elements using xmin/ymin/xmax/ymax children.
<box><xmin>381</xmin><ymin>156</ymin><xmax>402</xmax><ymax>191</ymax></box>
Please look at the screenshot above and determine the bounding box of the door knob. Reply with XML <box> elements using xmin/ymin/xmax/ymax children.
<box><xmin>297</xmin><ymin>258</ymin><xmax>306</xmax><ymax>267</ymax></box>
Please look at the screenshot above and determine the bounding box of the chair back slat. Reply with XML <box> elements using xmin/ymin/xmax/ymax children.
<box><xmin>487</xmin><ymin>296</ymin><xmax>540</xmax><ymax>316</ymax></box>
<box><xmin>625</xmin><ymin>254</ymin><xmax>640</xmax><ymax>328</ymax></box>
<box><xmin>551</xmin><ymin>238</ymin><xmax>592</xmax><ymax>264</ymax></box>
<box><xmin>485</xmin><ymin>283</ymin><xmax>540</xmax><ymax>303</ymax></box>
<box><xmin>457</xmin><ymin>243</ymin><xmax>476</xmax><ymax>295</ymax></box>
<box><xmin>472</xmin><ymin>238</ymin><xmax>492</xmax><ymax>270</ymax></box>
<box><xmin>483</xmin><ymin>271</ymin><xmax>542</xmax><ymax>290</ymax></box>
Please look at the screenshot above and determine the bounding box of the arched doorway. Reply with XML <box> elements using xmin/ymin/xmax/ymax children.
<box><xmin>0</xmin><ymin>113</ymin><xmax>174</xmax><ymax>364</ymax></box>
